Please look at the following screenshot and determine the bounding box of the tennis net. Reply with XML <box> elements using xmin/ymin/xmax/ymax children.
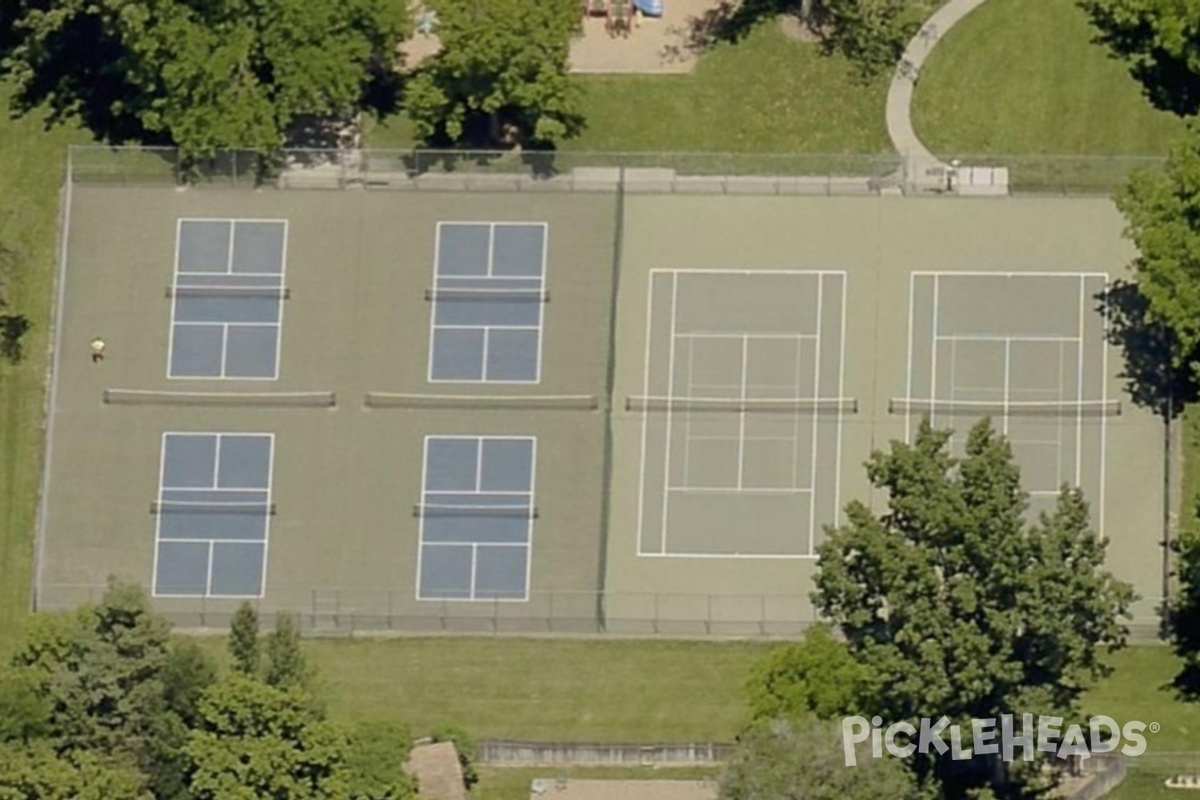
<box><xmin>365</xmin><ymin>392</ymin><xmax>598</xmax><ymax>410</ymax></box>
<box><xmin>424</xmin><ymin>287</ymin><xmax>549</xmax><ymax>302</ymax></box>
<box><xmin>625</xmin><ymin>396</ymin><xmax>858</xmax><ymax>414</ymax></box>
<box><xmin>105</xmin><ymin>389</ymin><xmax>336</xmax><ymax>407</ymax></box>
<box><xmin>151</xmin><ymin>500</ymin><xmax>275</xmax><ymax>515</ymax></box>
<box><xmin>888</xmin><ymin>398</ymin><xmax>1121</xmax><ymax>417</ymax></box>
<box><xmin>166</xmin><ymin>285</ymin><xmax>290</xmax><ymax>300</ymax></box>
<box><xmin>412</xmin><ymin>503</ymin><xmax>537</xmax><ymax>518</ymax></box>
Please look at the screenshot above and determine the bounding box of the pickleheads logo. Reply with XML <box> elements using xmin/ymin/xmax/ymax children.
<box><xmin>840</xmin><ymin>715</ymin><xmax>1154</xmax><ymax>767</ymax></box>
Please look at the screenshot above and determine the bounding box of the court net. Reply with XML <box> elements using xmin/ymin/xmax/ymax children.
<box><xmin>625</xmin><ymin>396</ymin><xmax>858</xmax><ymax>414</ymax></box>
<box><xmin>887</xmin><ymin>398</ymin><xmax>1121</xmax><ymax>417</ymax></box>
<box><xmin>166</xmin><ymin>285</ymin><xmax>290</xmax><ymax>300</ymax></box>
<box><xmin>424</xmin><ymin>287</ymin><xmax>549</xmax><ymax>302</ymax></box>
<box><xmin>412</xmin><ymin>503</ymin><xmax>538</xmax><ymax>518</ymax></box>
<box><xmin>105</xmin><ymin>389</ymin><xmax>336</xmax><ymax>407</ymax></box>
<box><xmin>151</xmin><ymin>500</ymin><xmax>275</xmax><ymax>515</ymax></box>
<box><xmin>365</xmin><ymin>392</ymin><xmax>598</xmax><ymax>411</ymax></box>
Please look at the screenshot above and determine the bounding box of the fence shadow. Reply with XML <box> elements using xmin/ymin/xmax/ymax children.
<box><xmin>1096</xmin><ymin>279</ymin><xmax>1195</xmax><ymax>420</ymax></box>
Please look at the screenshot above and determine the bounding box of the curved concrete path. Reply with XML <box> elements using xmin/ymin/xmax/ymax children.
<box><xmin>886</xmin><ymin>0</ymin><xmax>988</xmax><ymax>184</ymax></box>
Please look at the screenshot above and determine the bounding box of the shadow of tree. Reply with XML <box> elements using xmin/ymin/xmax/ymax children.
<box><xmin>1096</xmin><ymin>279</ymin><xmax>1196</xmax><ymax>420</ymax></box>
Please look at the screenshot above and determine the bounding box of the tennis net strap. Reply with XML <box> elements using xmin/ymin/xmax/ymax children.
<box><xmin>105</xmin><ymin>389</ymin><xmax>336</xmax><ymax>408</ymax></box>
<box><xmin>167</xmin><ymin>285</ymin><xmax>290</xmax><ymax>299</ymax></box>
<box><xmin>888</xmin><ymin>398</ymin><xmax>1121</xmax><ymax>417</ymax></box>
<box><xmin>626</xmin><ymin>396</ymin><xmax>858</xmax><ymax>414</ymax></box>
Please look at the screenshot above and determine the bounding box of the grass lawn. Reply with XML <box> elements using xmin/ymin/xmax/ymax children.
<box><xmin>912</xmin><ymin>0</ymin><xmax>1185</xmax><ymax>157</ymax></box>
<box><xmin>368</xmin><ymin>22</ymin><xmax>891</xmax><ymax>154</ymax></box>
<box><xmin>0</xmin><ymin>83</ymin><xmax>90</xmax><ymax>656</ymax></box>
<box><xmin>472</xmin><ymin>767</ymin><xmax>719</xmax><ymax>800</ymax></box>
<box><xmin>300</xmin><ymin>637</ymin><xmax>770</xmax><ymax>741</ymax></box>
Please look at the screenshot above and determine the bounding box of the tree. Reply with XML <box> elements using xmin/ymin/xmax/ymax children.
<box><xmin>814</xmin><ymin>419</ymin><xmax>1133</xmax><ymax>797</ymax></box>
<box><xmin>10</xmin><ymin>580</ymin><xmax>198</xmax><ymax>800</ymax></box>
<box><xmin>1171</xmin><ymin>522</ymin><xmax>1200</xmax><ymax>695</ymax></box>
<box><xmin>403</xmin><ymin>0</ymin><xmax>584</xmax><ymax>147</ymax></box>
<box><xmin>0</xmin><ymin>741</ymin><xmax>151</xmax><ymax>800</ymax></box>
<box><xmin>184</xmin><ymin>676</ymin><xmax>357</xmax><ymax>800</ymax></box>
<box><xmin>344</xmin><ymin>721</ymin><xmax>417</xmax><ymax>800</ymax></box>
<box><xmin>0</xmin><ymin>0</ymin><xmax>408</xmax><ymax>163</ymax></box>
<box><xmin>698</xmin><ymin>0</ymin><xmax>935</xmax><ymax>80</ymax></box>
<box><xmin>0</xmin><ymin>667</ymin><xmax>51</xmax><ymax>743</ymax></box>
<box><xmin>745</xmin><ymin>624</ymin><xmax>870</xmax><ymax>722</ymax></box>
<box><xmin>1112</xmin><ymin>126</ymin><xmax>1200</xmax><ymax>383</ymax></box>
<box><xmin>229</xmin><ymin>603</ymin><xmax>261</xmax><ymax>677</ymax></box>
<box><xmin>162</xmin><ymin>638</ymin><xmax>219</xmax><ymax>729</ymax></box>
<box><xmin>719</xmin><ymin>716</ymin><xmax>918</xmax><ymax>800</ymax></box>
<box><xmin>1077</xmin><ymin>0</ymin><xmax>1200</xmax><ymax>115</ymax></box>
<box><xmin>265</xmin><ymin>611</ymin><xmax>310</xmax><ymax>690</ymax></box>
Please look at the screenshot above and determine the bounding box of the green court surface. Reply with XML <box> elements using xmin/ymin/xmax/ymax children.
<box><xmin>36</xmin><ymin>177</ymin><xmax>1164</xmax><ymax>637</ymax></box>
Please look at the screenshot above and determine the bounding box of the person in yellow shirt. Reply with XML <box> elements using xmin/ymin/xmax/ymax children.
<box><xmin>90</xmin><ymin>337</ymin><xmax>106</xmax><ymax>363</ymax></box>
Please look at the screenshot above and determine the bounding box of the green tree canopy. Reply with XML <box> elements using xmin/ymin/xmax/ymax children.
<box><xmin>344</xmin><ymin>721</ymin><xmax>417</xmax><ymax>800</ymax></box>
<box><xmin>814</xmin><ymin>419</ymin><xmax>1133</xmax><ymax>796</ymax></box>
<box><xmin>229</xmin><ymin>603</ymin><xmax>261</xmax><ymax>677</ymax></box>
<box><xmin>10</xmin><ymin>580</ymin><xmax>214</xmax><ymax>800</ymax></box>
<box><xmin>0</xmin><ymin>741</ymin><xmax>151</xmax><ymax>800</ymax></box>
<box><xmin>745</xmin><ymin>623</ymin><xmax>870</xmax><ymax>722</ymax></box>
<box><xmin>718</xmin><ymin>716</ymin><xmax>918</xmax><ymax>800</ymax></box>
<box><xmin>0</xmin><ymin>0</ymin><xmax>408</xmax><ymax>161</ymax></box>
<box><xmin>184</xmin><ymin>676</ymin><xmax>363</xmax><ymax>800</ymax></box>
<box><xmin>265</xmin><ymin>612</ymin><xmax>309</xmax><ymax>691</ymax></box>
<box><xmin>403</xmin><ymin>0</ymin><xmax>583</xmax><ymax>147</ymax></box>
<box><xmin>1077</xmin><ymin>0</ymin><xmax>1200</xmax><ymax>115</ymax></box>
<box><xmin>1113</xmin><ymin>125</ymin><xmax>1200</xmax><ymax>382</ymax></box>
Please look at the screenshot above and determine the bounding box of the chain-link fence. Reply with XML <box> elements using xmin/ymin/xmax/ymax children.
<box><xmin>66</xmin><ymin>145</ymin><xmax>1164</xmax><ymax>196</ymax></box>
<box><xmin>36</xmin><ymin>584</ymin><xmax>824</xmax><ymax>637</ymax></box>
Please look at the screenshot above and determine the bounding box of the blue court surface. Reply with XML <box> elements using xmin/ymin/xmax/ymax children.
<box><xmin>417</xmin><ymin>436</ymin><xmax>536</xmax><ymax>600</ymax></box>
<box><xmin>153</xmin><ymin>433</ymin><xmax>274</xmax><ymax>597</ymax></box>
<box><xmin>428</xmin><ymin>222</ymin><xmax>547</xmax><ymax>383</ymax></box>
<box><xmin>169</xmin><ymin>219</ymin><xmax>288</xmax><ymax>379</ymax></box>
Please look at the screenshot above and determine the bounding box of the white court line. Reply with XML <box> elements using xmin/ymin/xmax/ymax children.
<box><xmin>173</xmin><ymin>321</ymin><xmax>279</xmax><ymax>328</ymax></box>
<box><xmin>635</xmin><ymin>273</ymin><xmax>657</xmax><ymax>557</ymax></box>
<box><xmin>520</xmin><ymin>437</ymin><xmax>538</xmax><ymax>602</ymax></box>
<box><xmin>480</xmin><ymin>328</ymin><xmax>492</xmax><ymax>381</ymax></box>
<box><xmin>930</xmin><ymin>275</ymin><xmax>940</xmax><ymax>429</ymax></box>
<box><xmin>911</xmin><ymin>271</ymin><xmax>1111</xmax><ymax>278</ymax></box>
<box><xmin>936</xmin><ymin>334</ymin><xmax>1081</xmax><ymax>343</ymax></box>
<box><xmin>640</xmin><ymin>552</ymin><xmax>817</xmax><ymax>560</ymax></box>
<box><xmin>1076</xmin><ymin>276</ymin><xmax>1085</xmax><ymax>487</ymax></box>
<box><xmin>468</xmin><ymin>544</ymin><xmax>479</xmax><ymax>601</ymax></box>
<box><xmin>218</xmin><ymin>324</ymin><xmax>229</xmax><ymax>379</ymax></box>
<box><xmin>807</xmin><ymin>274</ymin><xmax>824</xmax><ymax>556</ymax></box>
<box><xmin>676</xmin><ymin>332</ymin><xmax>819</xmax><ymax>341</ymax></box>
<box><xmin>834</xmin><ymin>273</ymin><xmax>847</xmax><ymax>525</ymax></box>
<box><xmin>1057</xmin><ymin>340</ymin><xmax>1066</xmax><ymax>486</ymax></box>
<box><xmin>791</xmin><ymin>335</ymin><xmax>804</xmax><ymax>488</ymax></box>
<box><xmin>414</xmin><ymin>436</ymin><xmax>431</xmax><ymax>600</ymax></box>
<box><xmin>433</xmin><ymin>324</ymin><xmax>540</xmax><ymax>331</ymax></box>
<box><xmin>660</xmin><ymin>273</ymin><xmax>680</xmax><ymax>555</ymax></box>
<box><xmin>270</xmin><ymin>220</ymin><xmax>289</xmax><ymax>381</ymax></box>
<box><xmin>905</xmin><ymin>273</ymin><xmax>915</xmax><ymax>443</ymax></box>
<box><xmin>682</xmin><ymin>338</ymin><xmax>696</xmax><ymax>488</ymax></box>
<box><xmin>737</xmin><ymin>335</ymin><xmax>748</xmax><ymax>490</ymax></box>
<box><xmin>212</xmin><ymin>434</ymin><xmax>223</xmax><ymax>487</ymax></box>
<box><xmin>533</xmin><ymin>224</ymin><xmax>548</xmax><ymax>385</ymax></box>
<box><xmin>651</xmin><ymin>268</ymin><xmax>847</xmax><ymax>276</ymax></box>
<box><xmin>667</xmin><ymin>486</ymin><xmax>813</xmax><ymax>495</ymax></box>
<box><xmin>1003</xmin><ymin>338</ymin><xmax>1011</xmax><ymax>435</ymax></box>
<box><xmin>1099</xmin><ymin>275</ymin><xmax>1110</xmax><ymax>535</ymax></box>
<box><xmin>150</xmin><ymin>433</ymin><xmax>170</xmax><ymax>597</ymax></box>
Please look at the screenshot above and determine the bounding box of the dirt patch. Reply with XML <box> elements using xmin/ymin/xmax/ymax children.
<box><xmin>778</xmin><ymin>14</ymin><xmax>820</xmax><ymax>43</ymax></box>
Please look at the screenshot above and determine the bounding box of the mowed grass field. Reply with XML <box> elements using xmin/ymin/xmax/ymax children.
<box><xmin>912</xmin><ymin>0</ymin><xmax>1184</xmax><ymax>156</ymax></box>
<box><xmin>0</xmin><ymin>84</ymin><xmax>89</xmax><ymax>657</ymax></box>
<box><xmin>473</xmin><ymin>767</ymin><xmax>720</xmax><ymax>800</ymax></box>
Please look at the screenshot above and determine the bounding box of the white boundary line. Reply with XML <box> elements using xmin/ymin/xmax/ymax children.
<box><xmin>1076</xmin><ymin>275</ymin><xmax>1086</xmax><ymax>487</ymax></box>
<box><xmin>930</xmin><ymin>275</ymin><xmax>940</xmax><ymax>429</ymax></box>
<box><xmin>427</xmin><ymin>221</ymin><xmax>547</xmax><ymax>385</ymax></box>
<box><xmin>634</xmin><ymin>272</ymin><xmax>657</xmax><ymax>557</ymax></box>
<box><xmin>807</xmin><ymin>274</ymin><xmax>824</xmax><ymax>556</ymax></box>
<box><xmin>636</xmin><ymin>268</ymin><xmax>845</xmax><ymax>561</ymax></box>
<box><xmin>904</xmin><ymin>273</ymin><xmax>915</xmax><ymax>444</ymax></box>
<box><xmin>834</xmin><ymin>272</ymin><xmax>847</xmax><ymax>533</ymax></box>
<box><xmin>659</xmin><ymin>273</ymin><xmax>679</xmax><ymax>554</ymax></box>
<box><xmin>270</xmin><ymin>220</ymin><xmax>289</xmax><ymax>381</ymax></box>
<box><xmin>33</xmin><ymin>152</ymin><xmax>75</xmax><ymax>610</ymax></box>
<box><xmin>152</xmin><ymin>432</ymin><xmax>272</xmax><ymax>599</ymax></box>
<box><xmin>1098</xmin><ymin>275</ymin><xmax>1110</xmax><ymax>536</ymax></box>
<box><xmin>415</xmin><ymin>435</ymin><xmax>535</xmax><ymax>603</ymax></box>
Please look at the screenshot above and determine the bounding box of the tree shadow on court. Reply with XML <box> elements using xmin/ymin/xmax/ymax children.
<box><xmin>1096</xmin><ymin>279</ymin><xmax>1197</xmax><ymax>420</ymax></box>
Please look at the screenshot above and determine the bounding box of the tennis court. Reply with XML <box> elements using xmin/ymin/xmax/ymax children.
<box><xmin>35</xmin><ymin>180</ymin><xmax>1167</xmax><ymax>636</ymax></box>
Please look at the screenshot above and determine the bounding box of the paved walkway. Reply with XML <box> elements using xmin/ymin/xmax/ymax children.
<box><xmin>885</xmin><ymin>0</ymin><xmax>988</xmax><ymax>176</ymax></box>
